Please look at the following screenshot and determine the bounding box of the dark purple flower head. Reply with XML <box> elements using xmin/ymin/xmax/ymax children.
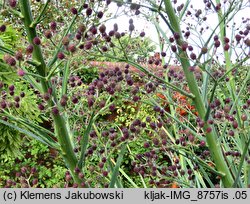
<box><xmin>62</xmin><ymin>36</ymin><xmax>70</xmax><ymax>46</ymax></box>
<box><xmin>44</xmin><ymin>30</ymin><xmax>52</xmax><ymax>39</ymax></box>
<box><xmin>0</xmin><ymin>24</ymin><xmax>6</xmax><ymax>32</ymax></box>
<box><xmin>174</xmin><ymin>32</ymin><xmax>180</xmax><ymax>40</ymax></box>
<box><xmin>7</xmin><ymin>57</ymin><xmax>16</xmax><ymax>66</ymax></box>
<box><xmin>17</xmin><ymin>69</ymin><xmax>25</xmax><ymax>77</ymax></box>
<box><xmin>71</xmin><ymin>7</ymin><xmax>78</xmax><ymax>15</ymax></box>
<box><xmin>235</xmin><ymin>34</ymin><xmax>241</xmax><ymax>42</ymax></box>
<box><xmin>8</xmin><ymin>0</ymin><xmax>17</xmax><ymax>8</ymax></box>
<box><xmin>99</xmin><ymin>24</ymin><xmax>106</xmax><ymax>33</ymax></box>
<box><xmin>38</xmin><ymin>104</ymin><xmax>44</xmax><ymax>111</ymax></box>
<box><xmin>9</xmin><ymin>85</ymin><xmax>15</xmax><ymax>92</ymax></box>
<box><xmin>140</xmin><ymin>31</ymin><xmax>145</xmax><ymax>37</ymax></box>
<box><xmin>33</xmin><ymin>36</ymin><xmax>41</xmax><ymax>45</ymax></box>
<box><xmin>241</xmin><ymin>114</ymin><xmax>247</xmax><ymax>121</ymax></box>
<box><xmin>97</xmin><ymin>11</ymin><xmax>104</xmax><ymax>19</ymax></box>
<box><xmin>199</xmin><ymin>140</ymin><xmax>206</xmax><ymax>147</ymax></box>
<box><xmin>26</xmin><ymin>44</ymin><xmax>34</xmax><ymax>54</ymax></box>
<box><xmin>15</xmin><ymin>51</ymin><xmax>23</xmax><ymax>61</ymax></box>
<box><xmin>214</xmin><ymin>35</ymin><xmax>219</xmax><ymax>41</ymax></box>
<box><xmin>20</xmin><ymin>92</ymin><xmax>25</xmax><ymax>98</ymax></box>
<box><xmin>102</xmin><ymin>46</ymin><xmax>108</xmax><ymax>52</ymax></box>
<box><xmin>181</xmin><ymin>42</ymin><xmax>188</xmax><ymax>51</ymax></box>
<box><xmin>50</xmin><ymin>21</ymin><xmax>57</xmax><ymax>31</ymax></box>
<box><xmin>171</xmin><ymin>45</ymin><xmax>177</xmax><ymax>52</ymax></box>
<box><xmin>113</xmin><ymin>23</ymin><xmax>118</xmax><ymax>32</ymax></box>
<box><xmin>72</xmin><ymin>96</ymin><xmax>78</xmax><ymax>104</ymax></box>
<box><xmin>86</xmin><ymin>8</ymin><xmax>92</xmax><ymax>16</ymax></box>
<box><xmin>109</xmin><ymin>104</ymin><xmax>116</xmax><ymax>112</ymax></box>
<box><xmin>52</xmin><ymin>107</ymin><xmax>59</xmax><ymax>115</ymax></box>
<box><xmin>190</xmin><ymin>52</ymin><xmax>196</xmax><ymax>60</ymax></box>
<box><xmin>214</xmin><ymin>40</ymin><xmax>220</xmax><ymax>48</ymax></box>
<box><xmin>1</xmin><ymin>101</ymin><xmax>7</xmax><ymax>109</ymax></box>
<box><xmin>224</xmin><ymin>37</ymin><xmax>230</xmax><ymax>43</ymax></box>
<box><xmin>68</xmin><ymin>44</ymin><xmax>76</xmax><ymax>53</ymax></box>
<box><xmin>244</xmin><ymin>38</ymin><xmax>250</xmax><ymax>47</ymax></box>
<box><xmin>57</xmin><ymin>52</ymin><xmax>65</xmax><ymax>60</ymax></box>
<box><xmin>224</xmin><ymin>43</ymin><xmax>230</xmax><ymax>51</ymax></box>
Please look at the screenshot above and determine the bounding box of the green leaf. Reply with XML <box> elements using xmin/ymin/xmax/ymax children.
<box><xmin>78</xmin><ymin>112</ymin><xmax>95</xmax><ymax>169</ymax></box>
<box><xmin>0</xmin><ymin>119</ymin><xmax>55</xmax><ymax>148</ymax></box>
<box><xmin>109</xmin><ymin>143</ymin><xmax>127</xmax><ymax>188</ymax></box>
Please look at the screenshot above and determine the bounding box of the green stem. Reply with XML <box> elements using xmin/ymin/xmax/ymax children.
<box><xmin>163</xmin><ymin>0</ymin><xmax>234</xmax><ymax>187</ymax></box>
<box><xmin>18</xmin><ymin>0</ymin><xmax>83</xmax><ymax>185</ymax></box>
<box><xmin>18</xmin><ymin>0</ymin><xmax>47</xmax><ymax>91</ymax></box>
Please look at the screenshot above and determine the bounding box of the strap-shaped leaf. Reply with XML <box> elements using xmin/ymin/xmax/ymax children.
<box><xmin>109</xmin><ymin>143</ymin><xmax>127</xmax><ymax>188</ymax></box>
<box><xmin>0</xmin><ymin>119</ymin><xmax>58</xmax><ymax>148</ymax></box>
<box><xmin>78</xmin><ymin>112</ymin><xmax>95</xmax><ymax>169</ymax></box>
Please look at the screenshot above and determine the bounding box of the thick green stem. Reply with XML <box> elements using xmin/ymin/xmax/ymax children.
<box><xmin>163</xmin><ymin>0</ymin><xmax>234</xmax><ymax>187</ymax></box>
<box><xmin>18</xmin><ymin>0</ymin><xmax>82</xmax><ymax>185</ymax></box>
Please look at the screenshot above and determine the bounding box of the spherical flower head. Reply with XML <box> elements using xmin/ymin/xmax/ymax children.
<box><xmin>90</xmin><ymin>26</ymin><xmax>97</xmax><ymax>35</ymax></box>
<box><xmin>37</xmin><ymin>104</ymin><xmax>44</xmax><ymax>110</ymax></box>
<box><xmin>68</xmin><ymin>44</ymin><xmax>76</xmax><ymax>53</ymax></box>
<box><xmin>57</xmin><ymin>52</ymin><xmax>65</xmax><ymax>60</ymax></box>
<box><xmin>62</xmin><ymin>36</ymin><xmax>70</xmax><ymax>46</ymax></box>
<box><xmin>169</xmin><ymin>36</ymin><xmax>174</xmax><ymax>43</ymax></box>
<box><xmin>199</xmin><ymin>140</ymin><xmax>206</xmax><ymax>147</ymax></box>
<box><xmin>140</xmin><ymin>31</ymin><xmax>145</xmax><ymax>37</ymax></box>
<box><xmin>7</xmin><ymin>57</ymin><xmax>16</xmax><ymax>66</ymax></box>
<box><xmin>44</xmin><ymin>30</ymin><xmax>52</xmax><ymax>39</ymax></box>
<box><xmin>86</xmin><ymin>8</ymin><xmax>92</xmax><ymax>16</ymax></box>
<box><xmin>15</xmin><ymin>51</ymin><xmax>23</xmax><ymax>61</ymax></box>
<box><xmin>206</xmin><ymin>126</ymin><xmax>212</xmax><ymax>133</ymax></box>
<box><xmin>17</xmin><ymin>69</ymin><xmax>25</xmax><ymax>77</ymax></box>
<box><xmin>115</xmin><ymin>32</ymin><xmax>121</xmax><ymax>39</ymax></box>
<box><xmin>1</xmin><ymin>101</ymin><xmax>7</xmax><ymax>109</ymax></box>
<box><xmin>97</xmin><ymin>11</ymin><xmax>104</xmax><ymax>19</ymax></box>
<box><xmin>135</xmin><ymin>9</ymin><xmax>140</xmax><ymax>15</ymax></box>
<box><xmin>83</xmin><ymin>41</ymin><xmax>92</xmax><ymax>50</ymax></box>
<box><xmin>235</xmin><ymin>34</ymin><xmax>241</xmax><ymax>42</ymax></box>
<box><xmin>201</xmin><ymin>47</ymin><xmax>208</xmax><ymax>54</ymax></box>
<box><xmin>26</xmin><ymin>44</ymin><xmax>34</xmax><ymax>54</ymax></box>
<box><xmin>224</xmin><ymin>43</ymin><xmax>230</xmax><ymax>51</ymax></box>
<box><xmin>214</xmin><ymin>40</ymin><xmax>220</xmax><ymax>48</ymax></box>
<box><xmin>174</xmin><ymin>32</ymin><xmax>180</xmax><ymax>40</ymax></box>
<box><xmin>109</xmin><ymin>104</ymin><xmax>116</xmax><ymax>112</ymax></box>
<box><xmin>224</xmin><ymin>37</ymin><xmax>230</xmax><ymax>43</ymax></box>
<box><xmin>75</xmin><ymin>33</ymin><xmax>81</xmax><ymax>40</ymax></box>
<box><xmin>52</xmin><ymin>106</ymin><xmax>59</xmax><ymax>115</ymax></box>
<box><xmin>33</xmin><ymin>36</ymin><xmax>41</xmax><ymax>45</ymax></box>
<box><xmin>102</xmin><ymin>46</ymin><xmax>108</xmax><ymax>52</ymax></box>
<box><xmin>99</xmin><ymin>24</ymin><xmax>106</xmax><ymax>33</ymax></box>
<box><xmin>71</xmin><ymin>7</ymin><xmax>78</xmax><ymax>15</ymax></box>
<box><xmin>60</xmin><ymin>98</ymin><xmax>67</xmax><ymax>107</ymax></box>
<box><xmin>0</xmin><ymin>24</ymin><xmax>6</xmax><ymax>32</ymax></box>
<box><xmin>244</xmin><ymin>38</ymin><xmax>250</xmax><ymax>47</ymax></box>
<box><xmin>50</xmin><ymin>21</ymin><xmax>57</xmax><ymax>31</ymax></box>
<box><xmin>72</xmin><ymin>96</ymin><xmax>78</xmax><ymax>104</ymax></box>
<box><xmin>8</xmin><ymin>0</ymin><xmax>17</xmax><ymax>8</ymax></box>
<box><xmin>181</xmin><ymin>42</ymin><xmax>188</xmax><ymax>51</ymax></box>
<box><xmin>171</xmin><ymin>45</ymin><xmax>177</xmax><ymax>52</ymax></box>
<box><xmin>190</xmin><ymin>52</ymin><xmax>196</xmax><ymax>60</ymax></box>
